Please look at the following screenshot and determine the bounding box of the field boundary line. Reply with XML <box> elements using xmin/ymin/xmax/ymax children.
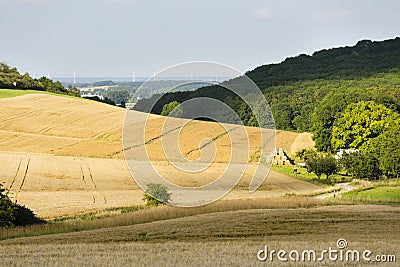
<box><xmin>113</xmin><ymin>125</ymin><xmax>183</xmax><ymax>158</ymax></box>
<box><xmin>185</xmin><ymin>125</ymin><xmax>240</xmax><ymax>156</ymax></box>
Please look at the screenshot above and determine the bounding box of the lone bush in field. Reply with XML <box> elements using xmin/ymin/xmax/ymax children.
<box><xmin>142</xmin><ymin>183</ymin><xmax>171</xmax><ymax>207</ymax></box>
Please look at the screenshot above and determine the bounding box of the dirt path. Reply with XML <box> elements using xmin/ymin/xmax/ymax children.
<box><xmin>315</xmin><ymin>182</ymin><xmax>356</xmax><ymax>200</ymax></box>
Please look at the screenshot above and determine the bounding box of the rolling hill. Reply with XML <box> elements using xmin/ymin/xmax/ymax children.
<box><xmin>0</xmin><ymin>92</ymin><xmax>317</xmax><ymax>218</ymax></box>
<box><xmin>134</xmin><ymin>37</ymin><xmax>400</xmax><ymax>152</ymax></box>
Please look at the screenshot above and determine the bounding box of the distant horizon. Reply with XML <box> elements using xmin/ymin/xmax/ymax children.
<box><xmin>2</xmin><ymin>0</ymin><xmax>399</xmax><ymax>77</ymax></box>
<box><xmin>21</xmin><ymin>35</ymin><xmax>400</xmax><ymax>82</ymax></box>
<box><xmin>53</xmin><ymin>76</ymin><xmax>233</xmax><ymax>85</ymax></box>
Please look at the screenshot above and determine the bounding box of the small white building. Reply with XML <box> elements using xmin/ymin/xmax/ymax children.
<box><xmin>335</xmin><ymin>149</ymin><xmax>359</xmax><ymax>160</ymax></box>
<box><xmin>80</xmin><ymin>92</ymin><xmax>105</xmax><ymax>101</ymax></box>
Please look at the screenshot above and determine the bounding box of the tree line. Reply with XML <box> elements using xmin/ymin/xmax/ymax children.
<box><xmin>0</xmin><ymin>62</ymin><xmax>79</xmax><ymax>96</ymax></box>
<box><xmin>134</xmin><ymin>38</ymin><xmax>400</xmax><ymax>134</ymax></box>
<box><xmin>137</xmin><ymin>37</ymin><xmax>400</xmax><ymax>179</ymax></box>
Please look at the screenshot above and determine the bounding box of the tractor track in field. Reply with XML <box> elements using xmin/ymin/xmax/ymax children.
<box><xmin>79</xmin><ymin>164</ymin><xmax>89</xmax><ymax>189</ymax></box>
<box><xmin>12</xmin><ymin>157</ymin><xmax>30</xmax><ymax>202</ymax></box>
<box><xmin>0</xmin><ymin>129</ymin><xmax>88</xmax><ymax>141</ymax></box>
<box><xmin>38</xmin><ymin>117</ymin><xmax>85</xmax><ymax>135</ymax></box>
<box><xmin>144</xmin><ymin>125</ymin><xmax>182</xmax><ymax>145</ymax></box>
<box><xmin>9</xmin><ymin>157</ymin><xmax>22</xmax><ymax>189</ymax></box>
<box><xmin>19</xmin><ymin>158</ymin><xmax>30</xmax><ymax>190</ymax></box>
<box><xmin>79</xmin><ymin>159</ymin><xmax>107</xmax><ymax>205</ymax></box>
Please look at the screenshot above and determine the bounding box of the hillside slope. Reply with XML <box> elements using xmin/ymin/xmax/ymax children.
<box><xmin>135</xmin><ymin>38</ymin><xmax>400</xmax><ymax>136</ymax></box>
<box><xmin>134</xmin><ymin>37</ymin><xmax>400</xmax><ymax>152</ymax></box>
<box><xmin>0</xmin><ymin>93</ymin><xmax>318</xmax><ymax>218</ymax></box>
<box><xmin>0</xmin><ymin>93</ymin><xmax>312</xmax><ymax>159</ymax></box>
<box><xmin>247</xmin><ymin>37</ymin><xmax>400</xmax><ymax>88</ymax></box>
<box><xmin>0</xmin><ymin>94</ymin><xmax>124</xmax><ymax>158</ymax></box>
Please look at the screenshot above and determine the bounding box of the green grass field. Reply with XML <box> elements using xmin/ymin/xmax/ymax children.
<box><xmin>272</xmin><ymin>165</ymin><xmax>351</xmax><ymax>186</ymax></box>
<box><xmin>0</xmin><ymin>89</ymin><xmax>81</xmax><ymax>100</ymax></box>
<box><xmin>340</xmin><ymin>179</ymin><xmax>400</xmax><ymax>204</ymax></box>
<box><xmin>0</xmin><ymin>89</ymin><xmax>53</xmax><ymax>99</ymax></box>
<box><xmin>374</xmin><ymin>179</ymin><xmax>400</xmax><ymax>187</ymax></box>
<box><xmin>341</xmin><ymin>187</ymin><xmax>400</xmax><ymax>203</ymax></box>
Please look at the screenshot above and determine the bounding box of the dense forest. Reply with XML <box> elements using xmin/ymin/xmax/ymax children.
<box><xmin>0</xmin><ymin>62</ymin><xmax>79</xmax><ymax>96</ymax></box>
<box><xmin>134</xmin><ymin>37</ymin><xmax>400</xmax><ymax>153</ymax></box>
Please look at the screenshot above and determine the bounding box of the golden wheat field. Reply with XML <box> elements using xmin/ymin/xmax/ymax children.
<box><xmin>0</xmin><ymin>94</ymin><xmax>313</xmax><ymax>160</ymax></box>
<box><xmin>0</xmin><ymin>93</ymin><xmax>317</xmax><ymax>218</ymax></box>
<box><xmin>0</xmin><ymin>151</ymin><xmax>321</xmax><ymax>218</ymax></box>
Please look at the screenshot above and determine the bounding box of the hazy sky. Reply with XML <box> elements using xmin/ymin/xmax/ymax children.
<box><xmin>1</xmin><ymin>0</ymin><xmax>399</xmax><ymax>77</ymax></box>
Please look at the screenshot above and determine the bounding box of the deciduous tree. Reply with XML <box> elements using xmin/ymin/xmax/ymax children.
<box><xmin>161</xmin><ymin>101</ymin><xmax>183</xmax><ymax>117</ymax></box>
<box><xmin>367</xmin><ymin>124</ymin><xmax>400</xmax><ymax>178</ymax></box>
<box><xmin>331</xmin><ymin>101</ymin><xmax>399</xmax><ymax>151</ymax></box>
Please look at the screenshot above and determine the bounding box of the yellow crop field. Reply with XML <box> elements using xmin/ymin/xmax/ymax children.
<box><xmin>0</xmin><ymin>151</ymin><xmax>320</xmax><ymax>218</ymax></box>
<box><xmin>0</xmin><ymin>94</ymin><xmax>124</xmax><ymax>158</ymax></box>
<box><xmin>0</xmin><ymin>94</ymin><xmax>311</xmax><ymax>159</ymax></box>
<box><xmin>0</xmin><ymin>93</ymin><xmax>318</xmax><ymax>218</ymax></box>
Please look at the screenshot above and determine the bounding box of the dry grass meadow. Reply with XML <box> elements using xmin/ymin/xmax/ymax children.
<box><xmin>1</xmin><ymin>205</ymin><xmax>399</xmax><ymax>266</ymax></box>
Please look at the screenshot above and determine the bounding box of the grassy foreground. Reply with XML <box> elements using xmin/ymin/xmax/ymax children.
<box><xmin>0</xmin><ymin>204</ymin><xmax>399</xmax><ymax>266</ymax></box>
<box><xmin>0</xmin><ymin>197</ymin><xmax>322</xmax><ymax>240</ymax></box>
